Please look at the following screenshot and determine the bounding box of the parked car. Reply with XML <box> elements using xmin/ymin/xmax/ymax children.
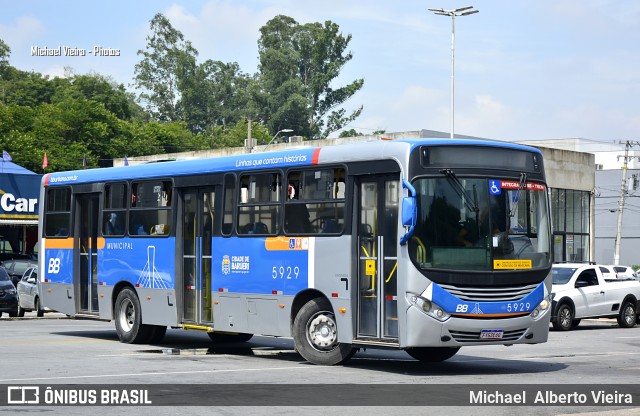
<box><xmin>0</xmin><ymin>266</ymin><xmax>18</xmax><ymax>317</ymax></box>
<box><xmin>551</xmin><ymin>263</ymin><xmax>640</xmax><ymax>331</ymax></box>
<box><xmin>17</xmin><ymin>266</ymin><xmax>44</xmax><ymax>317</ymax></box>
<box><xmin>610</xmin><ymin>265</ymin><xmax>638</xmax><ymax>280</ymax></box>
<box><xmin>598</xmin><ymin>265</ymin><xmax>618</xmax><ymax>280</ymax></box>
<box><xmin>0</xmin><ymin>258</ymin><xmax>37</xmax><ymax>287</ymax></box>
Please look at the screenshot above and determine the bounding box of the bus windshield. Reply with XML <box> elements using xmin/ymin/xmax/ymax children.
<box><xmin>409</xmin><ymin>175</ymin><xmax>551</xmax><ymax>271</ymax></box>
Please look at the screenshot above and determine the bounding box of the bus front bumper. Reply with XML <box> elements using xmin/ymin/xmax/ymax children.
<box><xmin>404</xmin><ymin>304</ymin><xmax>551</xmax><ymax>348</ymax></box>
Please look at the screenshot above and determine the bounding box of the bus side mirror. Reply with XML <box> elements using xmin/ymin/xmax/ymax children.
<box><xmin>399</xmin><ymin>179</ymin><xmax>417</xmax><ymax>246</ymax></box>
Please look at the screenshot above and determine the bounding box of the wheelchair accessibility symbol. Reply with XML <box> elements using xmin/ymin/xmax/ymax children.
<box><xmin>489</xmin><ymin>180</ymin><xmax>502</xmax><ymax>195</ymax></box>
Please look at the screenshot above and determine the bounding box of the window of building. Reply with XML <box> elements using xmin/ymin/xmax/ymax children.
<box><xmin>551</xmin><ymin>188</ymin><xmax>590</xmax><ymax>262</ymax></box>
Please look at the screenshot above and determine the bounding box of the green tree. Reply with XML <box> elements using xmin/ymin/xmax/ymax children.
<box><xmin>338</xmin><ymin>128</ymin><xmax>363</xmax><ymax>138</ymax></box>
<box><xmin>207</xmin><ymin>119</ymin><xmax>270</xmax><ymax>149</ymax></box>
<box><xmin>0</xmin><ymin>38</ymin><xmax>10</xmax><ymax>71</ymax></box>
<box><xmin>257</xmin><ymin>15</ymin><xmax>364</xmax><ymax>139</ymax></box>
<box><xmin>133</xmin><ymin>13</ymin><xmax>198</xmax><ymax>122</ymax></box>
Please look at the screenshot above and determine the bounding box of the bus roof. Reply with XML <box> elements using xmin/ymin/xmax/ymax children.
<box><xmin>44</xmin><ymin>137</ymin><xmax>542</xmax><ymax>186</ymax></box>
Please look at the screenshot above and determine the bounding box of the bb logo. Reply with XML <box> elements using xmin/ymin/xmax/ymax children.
<box><xmin>455</xmin><ymin>304</ymin><xmax>469</xmax><ymax>313</ymax></box>
<box><xmin>47</xmin><ymin>258</ymin><xmax>61</xmax><ymax>274</ymax></box>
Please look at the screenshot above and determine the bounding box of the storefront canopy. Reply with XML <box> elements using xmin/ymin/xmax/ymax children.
<box><xmin>0</xmin><ymin>161</ymin><xmax>41</xmax><ymax>224</ymax></box>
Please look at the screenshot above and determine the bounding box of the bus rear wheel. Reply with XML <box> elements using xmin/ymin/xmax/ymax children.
<box><xmin>292</xmin><ymin>298</ymin><xmax>355</xmax><ymax>365</ymax></box>
<box><xmin>405</xmin><ymin>347</ymin><xmax>460</xmax><ymax>362</ymax></box>
<box><xmin>114</xmin><ymin>288</ymin><xmax>151</xmax><ymax>344</ymax></box>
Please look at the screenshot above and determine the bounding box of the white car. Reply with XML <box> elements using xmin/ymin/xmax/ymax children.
<box><xmin>551</xmin><ymin>263</ymin><xmax>640</xmax><ymax>330</ymax></box>
<box><xmin>16</xmin><ymin>266</ymin><xmax>44</xmax><ymax>317</ymax></box>
<box><xmin>598</xmin><ymin>265</ymin><xmax>617</xmax><ymax>279</ymax></box>
<box><xmin>610</xmin><ymin>265</ymin><xmax>638</xmax><ymax>280</ymax></box>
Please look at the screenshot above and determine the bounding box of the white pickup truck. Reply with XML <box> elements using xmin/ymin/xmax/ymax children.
<box><xmin>551</xmin><ymin>263</ymin><xmax>640</xmax><ymax>331</ymax></box>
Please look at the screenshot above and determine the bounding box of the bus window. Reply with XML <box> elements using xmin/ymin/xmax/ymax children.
<box><xmin>237</xmin><ymin>172</ymin><xmax>280</xmax><ymax>235</ymax></box>
<box><xmin>286</xmin><ymin>168</ymin><xmax>346</xmax><ymax>234</ymax></box>
<box><xmin>222</xmin><ymin>174</ymin><xmax>235</xmax><ymax>235</ymax></box>
<box><xmin>128</xmin><ymin>180</ymin><xmax>172</xmax><ymax>236</ymax></box>
<box><xmin>44</xmin><ymin>187</ymin><xmax>71</xmax><ymax>237</ymax></box>
<box><xmin>103</xmin><ymin>183</ymin><xmax>127</xmax><ymax>237</ymax></box>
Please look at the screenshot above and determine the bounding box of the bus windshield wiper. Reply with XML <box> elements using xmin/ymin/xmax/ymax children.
<box><xmin>440</xmin><ymin>169</ymin><xmax>479</xmax><ymax>213</ymax></box>
<box><xmin>509</xmin><ymin>172</ymin><xmax>528</xmax><ymax>217</ymax></box>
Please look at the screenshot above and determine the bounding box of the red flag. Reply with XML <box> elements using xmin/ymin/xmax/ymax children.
<box><xmin>42</xmin><ymin>152</ymin><xmax>48</xmax><ymax>169</ymax></box>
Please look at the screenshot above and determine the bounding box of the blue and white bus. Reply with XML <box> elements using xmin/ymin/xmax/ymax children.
<box><xmin>39</xmin><ymin>137</ymin><xmax>553</xmax><ymax>365</ymax></box>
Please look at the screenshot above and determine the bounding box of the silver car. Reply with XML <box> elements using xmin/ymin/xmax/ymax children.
<box><xmin>16</xmin><ymin>266</ymin><xmax>44</xmax><ymax>317</ymax></box>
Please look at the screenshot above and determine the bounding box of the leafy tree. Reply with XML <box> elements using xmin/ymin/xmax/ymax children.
<box><xmin>338</xmin><ymin>128</ymin><xmax>363</xmax><ymax>138</ymax></box>
<box><xmin>207</xmin><ymin>119</ymin><xmax>270</xmax><ymax>149</ymax></box>
<box><xmin>133</xmin><ymin>13</ymin><xmax>198</xmax><ymax>122</ymax></box>
<box><xmin>0</xmin><ymin>38</ymin><xmax>10</xmax><ymax>71</ymax></box>
<box><xmin>257</xmin><ymin>15</ymin><xmax>364</xmax><ymax>139</ymax></box>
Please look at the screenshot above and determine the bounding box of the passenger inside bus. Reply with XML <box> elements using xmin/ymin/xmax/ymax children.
<box><xmin>104</xmin><ymin>212</ymin><xmax>123</xmax><ymax>235</ymax></box>
<box><xmin>284</xmin><ymin>203</ymin><xmax>311</xmax><ymax>233</ymax></box>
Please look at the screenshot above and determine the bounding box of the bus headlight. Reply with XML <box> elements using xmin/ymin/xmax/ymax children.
<box><xmin>410</xmin><ymin>295</ymin><xmax>450</xmax><ymax>322</ymax></box>
<box><xmin>530</xmin><ymin>295</ymin><xmax>552</xmax><ymax>320</ymax></box>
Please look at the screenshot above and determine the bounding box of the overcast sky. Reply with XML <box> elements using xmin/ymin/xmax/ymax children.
<box><xmin>2</xmin><ymin>0</ymin><xmax>639</xmax><ymax>142</ymax></box>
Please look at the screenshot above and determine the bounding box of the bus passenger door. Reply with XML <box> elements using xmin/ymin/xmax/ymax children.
<box><xmin>181</xmin><ymin>188</ymin><xmax>215</xmax><ymax>324</ymax></box>
<box><xmin>75</xmin><ymin>193</ymin><xmax>100</xmax><ymax>315</ymax></box>
<box><xmin>356</xmin><ymin>175</ymin><xmax>400</xmax><ymax>342</ymax></box>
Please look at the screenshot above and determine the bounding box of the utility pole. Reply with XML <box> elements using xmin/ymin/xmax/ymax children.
<box><xmin>613</xmin><ymin>140</ymin><xmax>640</xmax><ymax>265</ymax></box>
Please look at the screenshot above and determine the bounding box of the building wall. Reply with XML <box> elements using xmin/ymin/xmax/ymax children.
<box><xmin>594</xmin><ymin>169</ymin><xmax>640</xmax><ymax>266</ymax></box>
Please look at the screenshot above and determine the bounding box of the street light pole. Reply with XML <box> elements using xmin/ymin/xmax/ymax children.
<box><xmin>263</xmin><ymin>129</ymin><xmax>294</xmax><ymax>152</ymax></box>
<box><xmin>428</xmin><ymin>6</ymin><xmax>479</xmax><ymax>139</ymax></box>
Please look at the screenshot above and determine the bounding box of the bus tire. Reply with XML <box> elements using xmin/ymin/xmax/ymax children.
<box><xmin>617</xmin><ymin>301</ymin><xmax>637</xmax><ymax>328</ymax></box>
<box><xmin>292</xmin><ymin>298</ymin><xmax>355</xmax><ymax>365</ymax></box>
<box><xmin>208</xmin><ymin>332</ymin><xmax>253</xmax><ymax>343</ymax></box>
<box><xmin>405</xmin><ymin>347</ymin><xmax>460</xmax><ymax>362</ymax></box>
<box><xmin>552</xmin><ymin>303</ymin><xmax>573</xmax><ymax>331</ymax></box>
<box><xmin>114</xmin><ymin>287</ymin><xmax>151</xmax><ymax>344</ymax></box>
<box><xmin>148</xmin><ymin>325</ymin><xmax>167</xmax><ymax>343</ymax></box>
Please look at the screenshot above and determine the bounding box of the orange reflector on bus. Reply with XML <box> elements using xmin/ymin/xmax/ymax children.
<box><xmin>214</xmin><ymin>300</ymin><xmax>219</xmax><ymax>305</ymax></box>
<box><xmin>279</xmin><ymin>304</ymin><xmax>285</xmax><ymax>309</ymax></box>
<box><xmin>146</xmin><ymin>296</ymin><xmax>151</xmax><ymax>300</ymax></box>
<box><xmin>339</xmin><ymin>308</ymin><xmax>347</xmax><ymax>314</ymax></box>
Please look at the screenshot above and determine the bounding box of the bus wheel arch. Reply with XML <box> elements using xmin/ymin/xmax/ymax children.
<box><xmin>291</xmin><ymin>295</ymin><xmax>355</xmax><ymax>365</ymax></box>
<box><xmin>113</xmin><ymin>285</ymin><xmax>152</xmax><ymax>344</ymax></box>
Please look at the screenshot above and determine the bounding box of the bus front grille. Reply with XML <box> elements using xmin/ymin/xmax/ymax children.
<box><xmin>449</xmin><ymin>329</ymin><xmax>527</xmax><ymax>343</ymax></box>
<box><xmin>438</xmin><ymin>283</ymin><xmax>539</xmax><ymax>302</ymax></box>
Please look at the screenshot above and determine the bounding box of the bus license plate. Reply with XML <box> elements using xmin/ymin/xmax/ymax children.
<box><xmin>480</xmin><ymin>329</ymin><xmax>504</xmax><ymax>339</ymax></box>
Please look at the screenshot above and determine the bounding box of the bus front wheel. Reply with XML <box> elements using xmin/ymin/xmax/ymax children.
<box><xmin>405</xmin><ymin>346</ymin><xmax>460</xmax><ymax>362</ymax></box>
<box><xmin>292</xmin><ymin>298</ymin><xmax>355</xmax><ymax>365</ymax></box>
<box><xmin>114</xmin><ymin>288</ymin><xmax>151</xmax><ymax>344</ymax></box>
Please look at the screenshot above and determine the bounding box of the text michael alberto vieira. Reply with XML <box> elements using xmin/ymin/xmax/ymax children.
<box><xmin>470</xmin><ymin>389</ymin><xmax>633</xmax><ymax>405</ymax></box>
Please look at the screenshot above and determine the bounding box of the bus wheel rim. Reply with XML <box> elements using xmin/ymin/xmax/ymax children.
<box><xmin>307</xmin><ymin>312</ymin><xmax>337</xmax><ymax>351</ymax></box>
<box><xmin>119</xmin><ymin>298</ymin><xmax>135</xmax><ymax>332</ymax></box>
